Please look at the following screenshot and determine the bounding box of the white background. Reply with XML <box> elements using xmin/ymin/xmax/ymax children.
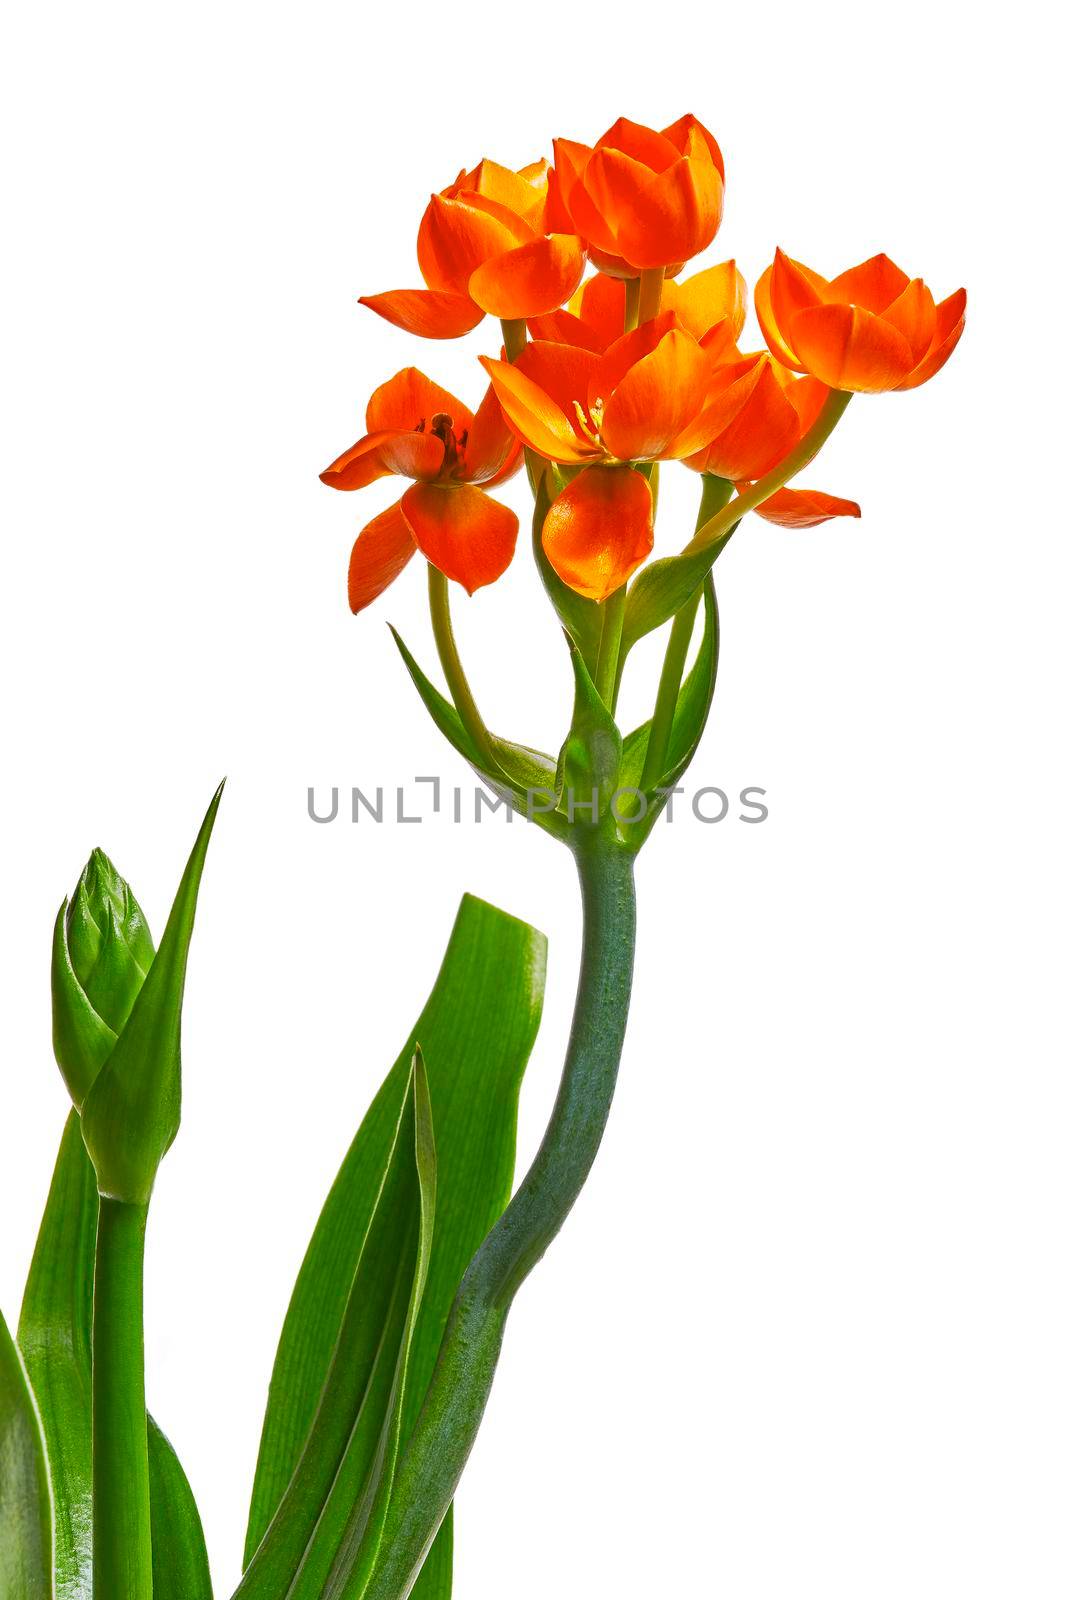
<box><xmin>2</xmin><ymin>3</ymin><xmax>1064</xmax><ymax>1595</ymax></box>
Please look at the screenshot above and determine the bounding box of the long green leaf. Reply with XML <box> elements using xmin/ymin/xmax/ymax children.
<box><xmin>0</xmin><ymin>1306</ymin><xmax>52</xmax><ymax>1600</ymax></box>
<box><xmin>620</xmin><ymin>520</ymin><xmax>735</xmax><ymax>661</ymax></box>
<box><xmin>242</xmin><ymin>895</ymin><xmax>547</xmax><ymax>1597</ymax></box>
<box><xmin>18</xmin><ymin>1110</ymin><xmax>213</xmax><ymax>1600</ymax></box>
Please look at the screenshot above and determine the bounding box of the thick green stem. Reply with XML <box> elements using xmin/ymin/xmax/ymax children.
<box><xmin>500</xmin><ymin>318</ymin><xmax>527</xmax><ymax>363</ymax></box>
<box><xmin>362</xmin><ymin>839</ymin><xmax>637</xmax><ymax>1600</ymax></box>
<box><xmin>594</xmin><ymin>585</ymin><xmax>627</xmax><ymax>710</ymax></box>
<box><xmin>426</xmin><ymin>565</ymin><xmax>502</xmax><ymax>778</ymax></box>
<box><xmin>93</xmin><ymin>1197</ymin><xmax>152</xmax><ymax>1600</ymax></box>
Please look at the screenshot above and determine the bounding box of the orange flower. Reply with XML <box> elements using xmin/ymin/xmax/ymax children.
<box><xmin>481</xmin><ymin>317</ymin><xmax>758</xmax><ymax>601</ymax></box>
<box><xmin>684</xmin><ymin>343</ymin><xmax>860</xmax><ymax>529</ymax></box>
<box><xmin>529</xmin><ymin>261</ymin><xmax>747</xmax><ymax>354</ymax></box>
<box><xmin>552</xmin><ymin>116</ymin><xmax>725</xmax><ymax>276</ymax></box>
<box><xmin>321</xmin><ymin>368</ymin><xmax>522</xmax><ymax>611</ymax></box>
<box><xmin>755</xmin><ymin>250</ymin><xmax>966</xmax><ymax>393</ymax></box>
<box><xmin>360</xmin><ymin>159</ymin><xmax>585</xmax><ymax>340</ymax></box>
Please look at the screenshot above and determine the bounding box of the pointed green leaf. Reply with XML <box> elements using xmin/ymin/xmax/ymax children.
<box><xmin>242</xmin><ymin>895</ymin><xmax>547</xmax><ymax>1598</ymax></box>
<box><xmin>389</xmin><ymin>626</ymin><xmax>565</xmax><ymax>839</ymax></box>
<box><xmin>0</xmin><ymin>1307</ymin><xmax>52</xmax><ymax>1600</ymax></box>
<box><xmin>557</xmin><ymin>634</ymin><xmax>622</xmax><ymax>824</ymax></box>
<box><xmin>19</xmin><ymin>1110</ymin><xmax>213</xmax><ymax>1600</ymax></box>
<box><xmin>81</xmin><ymin>783</ymin><xmax>223</xmax><ymax>1203</ymax></box>
<box><xmin>620</xmin><ymin>478</ymin><xmax>736</xmax><ymax>661</ymax></box>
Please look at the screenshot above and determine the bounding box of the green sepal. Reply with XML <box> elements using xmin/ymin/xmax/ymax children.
<box><xmin>0</xmin><ymin>1306</ymin><xmax>53</xmax><ymax>1600</ymax></box>
<box><xmin>65</xmin><ymin>850</ymin><xmax>155</xmax><ymax>1032</ymax></box>
<box><xmin>556</xmin><ymin>634</ymin><xmax>622</xmax><ymax>828</ymax></box>
<box><xmin>619</xmin><ymin>578</ymin><xmax>720</xmax><ymax>844</ymax></box>
<box><xmin>389</xmin><ymin>625</ymin><xmax>566</xmax><ymax>840</ymax></box>
<box><xmin>52</xmin><ymin>902</ymin><xmax>120</xmax><ymax>1110</ymax></box>
<box><xmin>81</xmin><ymin>782</ymin><xmax>223</xmax><ymax>1204</ymax></box>
<box><xmin>620</xmin><ymin>476</ymin><xmax>735</xmax><ymax>661</ymax></box>
<box><xmin>19</xmin><ymin>1108</ymin><xmax>214</xmax><ymax>1600</ymax></box>
<box><xmin>532</xmin><ymin>476</ymin><xmax>601</xmax><ymax>670</ymax></box>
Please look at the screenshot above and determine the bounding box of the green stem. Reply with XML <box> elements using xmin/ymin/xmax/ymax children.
<box><xmin>93</xmin><ymin>1197</ymin><xmax>152</xmax><ymax>1600</ymax></box>
<box><xmin>687</xmin><ymin>389</ymin><xmax>852</xmax><ymax>555</ymax></box>
<box><xmin>426</xmin><ymin>565</ymin><xmax>502</xmax><ymax>777</ymax></box>
<box><xmin>500</xmin><ymin>318</ymin><xmax>527</xmax><ymax>363</ymax></box>
<box><xmin>637</xmin><ymin>266</ymin><xmax>665</xmax><ymax>323</ymax></box>
<box><xmin>623</xmin><ymin>276</ymin><xmax>641</xmax><ymax>332</ymax></box>
<box><xmin>639</xmin><ymin>475</ymin><xmax>734</xmax><ymax>789</ymax></box>
<box><xmin>594</xmin><ymin>585</ymin><xmax>627</xmax><ymax>710</ymax></box>
<box><xmin>361</xmin><ymin>838</ymin><xmax>636</xmax><ymax>1600</ymax></box>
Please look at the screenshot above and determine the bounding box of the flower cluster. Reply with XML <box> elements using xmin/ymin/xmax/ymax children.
<box><xmin>323</xmin><ymin>115</ymin><xmax>966</xmax><ymax>610</ymax></box>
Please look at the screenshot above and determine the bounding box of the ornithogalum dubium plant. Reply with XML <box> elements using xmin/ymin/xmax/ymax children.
<box><xmin>2</xmin><ymin>114</ymin><xmax>965</xmax><ymax>1600</ymax></box>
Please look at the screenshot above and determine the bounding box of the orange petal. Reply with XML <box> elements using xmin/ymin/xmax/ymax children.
<box><xmin>754</xmin><ymin>486</ymin><xmax>862</xmax><ymax>528</ymax></box>
<box><xmin>468</xmin><ymin>234</ymin><xmax>585</xmax><ymax>319</ymax></box>
<box><xmin>528</xmin><ymin>308</ymin><xmax>607</xmax><ymax>353</ymax></box>
<box><xmin>550</xmin><ymin>137</ymin><xmax>593</xmax><ymax>212</ymax></box>
<box><xmin>660</xmin><ymin>114</ymin><xmax>726</xmax><ymax>182</ymax></box>
<box><xmin>785</xmin><ymin>373</ymin><xmax>831</xmax><ymax>434</ymax></box>
<box><xmin>569</xmin><ymin>147</ymin><xmax>649</xmax><ymax>254</ymax></box>
<box><xmin>666</xmin><ymin>260</ymin><xmax>747</xmax><ymax>340</ymax></box>
<box><xmin>400</xmin><ymin>482</ymin><xmax>518</xmax><ymax>595</ymax></box>
<box><xmin>690</xmin><ymin>356</ymin><xmax>803</xmax><ymax>480</ymax></box>
<box><xmin>464</xmin><ymin>158</ymin><xmax>547</xmax><ymax>224</ymax></box>
<box><xmin>614</xmin><ymin>156</ymin><xmax>724</xmax><ymax>270</ymax></box>
<box><xmin>519</xmin><ymin>340</ymin><xmax>601</xmax><ymax>419</ymax></box>
<box><xmin>542</xmin><ymin>465</ymin><xmax>654</xmax><ymax>602</ymax></box>
<box><xmin>671</xmin><ymin>357</ymin><xmax>771</xmax><ymax>461</ymax></box>
<box><xmin>358</xmin><ymin>289</ymin><xmax>484</xmax><ymax>340</ymax></box>
<box><xmin>596</xmin><ymin>118</ymin><xmax>679</xmax><ymax>172</ymax></box>
<box><xmin>479</xmin><ymin>353</ymin><xmax>598</xmax><ymax>464</ymax></box>
<box><xmin>375</xmin><ymin>430</ymin><xmax>447</xmax><ymax>481</ymax></box>
<box><xmin>348</xmin><ymin>499</ymin><xmax>417</xmax><ymax>613</ymax></box>
<box><xmin>365</xmin><ymin>367</ymin><xmax>472</xmax><ymax>435</ymax></box>
<box><xmin>416</xmin><ymin>194</ymin><xmax>523</xmax><ymax>296</ymax></box>
<box><xmin>896</xmin><ymin>287</ymin><xmax>967</xmax><ymax>390</ymax></box>
<box><xmin>599</xmin><ymin>328</ymin><xmax>714</xmax><ymax>460</ymax></box>
<box><xmin>321</xmin><ymin>430</ymin><xmax>405</xmax><ymax>491</ymax></box>
<box><xmin>570</xmin><ymin>272</ymin><xmax>627</xmax><ymax>346</ymax></box>
<box><xmin>827</xmin><ymin>253</ymin><xmax>910</xmax><ymax>314</ymax></box>
<box><xmin>880</xmin><ymin>278</ymin><xmax>936</xmax><ymax>364</ymax></box>
<box><xmin>788</xmin><ymin>303</ymin><xmax>916</xmax><ymax>392</ymax></box>
<box><xmin>755</xmin><ymin>264</ymin><xmax>802</xmax><ymax>369</ymax></box>
<box><xmin>461</xmin><ymin>386</ymin><xmax>524</xmax><ymax>485</ymax></box>
<box><xmin>591</xmin><ymin>312</ymin><xmax>681</xmax><ymax>408</ymax></box>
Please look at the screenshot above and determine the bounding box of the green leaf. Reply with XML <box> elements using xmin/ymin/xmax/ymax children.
<box><xmin>18</xmin><ymin>1110</ymin><xmax>213</xmax><ymax>1600</ymax></box>
<box><xmin>242</xmin><ymin>894</ymin><xmax>547</xmax><ymax>1597</ymax></box>
<box><xmin>0</xmin><ymin>1306</ymin><xmax>52</xmax><ymax>1600</ymax></box>
<box><xmin>148</xmin><ymin>1419</ymin><xmax>213</xmax><ymax>1600</ymax></box>
<box><xmin>81</xmin><ymin>782</ymin><xmax>223</xmax><ymax>1204</ymax></box>
<box><xmin>620</xmin><ymin>480</ymin><xmax>736</xmax><ymax>661</ymax></box>
<box><xmin>389</xmin><ymin>626</ymin><xmax>566</xmax><ymax>840</ymax></box>
<box><xmin>531</xmin><ymin>477</ymin><xmax>601</xmax><ymax>668</ymax></box>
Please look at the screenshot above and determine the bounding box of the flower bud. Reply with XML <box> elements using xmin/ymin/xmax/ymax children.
<box><xmin>52</xmin><ymin>850</ymin><xmax>155</xmax><ymax>1109</ymax></box>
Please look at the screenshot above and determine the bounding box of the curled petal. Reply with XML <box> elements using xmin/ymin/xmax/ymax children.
<box><xmin>519</xmin><ymin>340</ymin><xmax>601</xmax><ymax>420</ymax></box>
<box><xmin>755</xmin><ymin>264</ymin><xmax>803</xmax><ymax>368</ymax></box>
<box><xmin>896</xmin><ymin>287</ymin><xmax>967</xmax><ymax>389</ymax></box>
<box><xmin>542</xmin><ymin>465</ymin><xmax>654</xmax><ymax>602</ymax></box>
<box><xmin>463</xmin><ymin>158</ymin><xmax>547</xmax><ymax>224</ymax></box>
<box><xmin>551</xmin><ymin>137</ymin><xmax>594</xmax><ymax>213</ymax></box>
<box><xmin>614</xmin><ymin>155</ymin><xmax>724</xmax><ymax>270</ymax></box>
<box><xmin>599</xmin><ymin>328</ymin><xmax>715</xmax><ymax>460</ymax></box>
<box><xmin>827</xmin><ymin>253</ymin><xmax>910</xmax><ymax>314</ymax></box>
<box><xmin>660</xmin><ymin>114</ymin><xmax>726</xmax><ymax>182</ymax></box>
<box><xmin>375</xmin><ymin>430</ymin><xmax>447</xmax><ymax>481</ymax></box>
<box><xmin>321</xmin><ymin>430</ymin><xmax>408</xmax><ymax>491</ymax></box>
<box><xmin>358</xmin><ymin>289</ymin><xmax>484</xmax><ymax>340</ymax></box>
<box><xmin>348</xmin><ymin>500</ymin><xmax>417</xmax><ymax>613</ymax></box>
<box><xmin>754</xmin><ymin>486</ymin><xmax>862</xmax><ymax>528</ymax></box>
<box><xmin>569</xmin><ymin>147</ymin><xmax>649</xmax><ymax>254</ymax></box>
<box><xmin>366</xmin><ymin>367</ymin><xmax>472</xmax><ymax>435</ymax></box>
<box><xmin>666</xmin><ymin>260</ymin><xmax>747</xmax><ymax>340</ymax></box>
<box><xmin>881</xmin><ymin>278</ymin><xmax>937</xmax><ymax>364</ymax></box>
<box><xmin>462</xmin><ymin>386</ymin><xmax>524</xmax><ymax>485</ymax></box>
<box><xmin>592</xmin><ymin>312</ymin><xmax>680</xmax><ymax>407</ymax></box>
<box><xmin>788</xmin><ymin>303</ymin><xmax>915</xmax><ymax>392</ymax></box>
<box><xmin>690</xmin><ymin>356</ymin><xmax>803</xmax><ymax>480</ymax></box>
<box><xmin>480</xmin><ymin>354</ymin><xmax>598</xmax><ymax>463</ymax></box>
<box><xmin>468</xmin><ymin>233</ymin><xmax>585</xmax><ymax>318</ymax></box>
<box><xmin>783</xmin><ymin>372</ymin><xmax>830</xmax><ymax>435</ymax></box>
<box><xmin>596</xmin><ymin>117</ymin><xmax>681</xmax><ymax>171</ymax></box>
<box><xmin>400</xmin><ymin>482</ymin><xmax>518</xmax><ymax>595</ymax></box>
<box><xmin>527</xmin><ymin>308</ymin><xmax>607</xmax><ymax>353</ymax></box>
<box><xmin>416</xmin><ymin>194</ymin><xmax>523</xmax><ymax>296</ymax></box>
